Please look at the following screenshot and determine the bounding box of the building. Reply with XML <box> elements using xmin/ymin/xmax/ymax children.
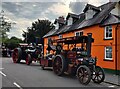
<box><xmin>43</xmin><ymin>2</ymin><xmax>120</xmax><ymax>73</ymax></box>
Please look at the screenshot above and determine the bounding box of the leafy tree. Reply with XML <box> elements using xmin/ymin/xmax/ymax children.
<box><xmin>4</xmin><ymin>36</ymin><xmax>23</xmax><ymax>49</ymax></box>
<box><xmin>22</xmin><ymin>19</ymin><xmax>55</xmax><ymax>44</ymax></box>
<box><xmin>0</xmin><ymin>18</ymin><xmax>11</xmax><ymax>39</ymax></box>
<box><xmin>0</xmin><ymin>10</ymin><xmax>15</xmax><ymax>44</ymax></box>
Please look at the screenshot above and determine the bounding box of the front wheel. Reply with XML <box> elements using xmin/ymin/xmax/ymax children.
<box><xmin>26</xmin><ymin>54</ymin><xmax>32</xmax><ymax>65</ymax></box>
<box><xmin>92</xmin><ymin>66</ymin><xmax>105</xmax><ymax>83</ymax></box>
<box><xmin>76</xmin><ymin>65</ymin><xmax>92</xmax><ymax>85</ymax></box>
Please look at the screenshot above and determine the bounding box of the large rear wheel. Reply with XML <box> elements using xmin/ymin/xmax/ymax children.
<box><xmin>92</xmin><ymin>66</ymin><xmax>105</xmax><ymax>83</ymax></box>
<box><xmin>76</xmin><ymin>65</ymin><xmax>91</xmax><ymax>85</ymax></box>
<box><xmin>53</xmin><ymin>55</ymin><xmax>67</xmax><ymax>76</ymax></box>
<box><xmin>12</xmin><ymin>48</ymin><xmax>21</xmax><ymax>63</ymax></box>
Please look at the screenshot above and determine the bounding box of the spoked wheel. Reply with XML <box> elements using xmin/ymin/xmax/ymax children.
<box><xmin>12</xmin><ymin>48</ymin><xmax>21</xmax><ymax>63</ymax></box>
<box><xmin>77</xmin><ymin>65</ymin><xmax>92</xmax><ymax>85</ymax></box>
<box><xmin>53</xmin><ymin>55</ymin><xmax>67</xmax><ymax>76</ymax></box>
<box><xmin>92</xmin><ymin>66</ymin><xmax>105</xmax><ymax>83</ymax></box>
<box><xmin>26</xmin><ymin>54</ymin><xmax>32</xmax><ymax>65</ymax></box>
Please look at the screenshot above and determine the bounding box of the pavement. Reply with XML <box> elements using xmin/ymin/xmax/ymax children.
<box><xmin>104</xmin><ymin>71</ymin><xmax>120</xmax><ymax>86</ymax></box>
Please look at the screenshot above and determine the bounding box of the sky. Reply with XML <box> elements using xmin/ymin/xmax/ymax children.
<box><xmin>1</xmin><ymin>0</ymin><xmax>109</xmax><ymax>40</ymax></box>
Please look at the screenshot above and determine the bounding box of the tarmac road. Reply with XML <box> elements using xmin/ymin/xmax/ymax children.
<box><xmin>0</xmin><ymin>57</ymin><xmax>119</xmax><ymax>88</ymax></box>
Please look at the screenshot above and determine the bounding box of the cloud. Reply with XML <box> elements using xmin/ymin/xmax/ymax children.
<box><xmin>88</xmin><ymin>0</ymin><xmax>109</xmax><ymax>6</ymax></box>
<box><xmin>69</xmin><ymin>2</ymin><xmax>86</xmax><ymax>14</ymax></box>
<box><xmin>48</xmin><ymin>3</ymin><xmax>72</xmax><ymax>16</ymax></box>
<box><xmin>2</xmin><ymin>2</ymin><xmax>58</xmax><ymax>39</ymax></box>
<box><xmin>2</xmin><ymin>0</ymin><xmax>110</xmax><ymax>39</ymax></box>
<box><xmin>69</xmin><ymin>0</ymin><xmax>109</xmax><ymax>14</ymax></box>
<box><xmin>7</xmin><ymin>18</ymin><xmax>32</xmax><ymax>39</ymax></box>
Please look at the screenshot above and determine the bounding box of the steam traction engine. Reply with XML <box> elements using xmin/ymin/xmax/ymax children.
<box><xmin>12</xmin><ymin>43</ymin><xmax>42</xmax><ymax>65</ymax></box>
<box><xmin>41</xmin><ymin>33</ymin><xmax>105</xmax><ymax>85</ymax></box>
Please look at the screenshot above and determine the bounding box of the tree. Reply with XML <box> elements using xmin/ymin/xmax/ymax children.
<box><xmin>0</xmin><ymin>10</ymin><xmax>10</xmax><ymax>37</ymax></box>
<box><xmin>22</xmin><ymin>19</ymin><xmax>55</xmax><ymax>44</ymax></box>
<box><xmin>0</xmin><ymin>10</ymin><xmax>15</xmax><ymax>44</ymax></box>
<box><xmin>4</xmin><ymin>36</ymin><xmax>23</xmax><ymax>49</ymax></box>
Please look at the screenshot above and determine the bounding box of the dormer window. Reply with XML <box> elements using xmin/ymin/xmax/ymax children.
<box><xmin>67</xmin><ymin>17</ymin><xmax>73</xmax><ymax>26</ymax></box>
<box><xmin>85</xmin><ymin>9</ymin><xmax>96</xmax><ymax>20</ymax></box>
<box><xmin>83</xmin><ymin>4</ymin><xmax>100</xmax><ymax>20</ymax></box>
<box><xmin>55</xmin><ymin>23</ymin><xmax>59</xmax><ymax>29</ymax></box>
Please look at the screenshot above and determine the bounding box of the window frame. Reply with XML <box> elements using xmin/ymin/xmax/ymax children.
<box><xmin>67</xmin><ymin>17</ymin><xmax>73</xmax><ymax>26</ymax></box>
<box><xmin>104</xmin><ymin>25</ymin><xmax>112</xmax><ymax>39</ymax></box>
<box><xmin>75</xmin><ymin>31</ymin><xmax>83</xmax><ymax>36</ymax></box>
<box><xmin>55</xmin><ymin>23</ymin><xmax>59</xmax><ymax>29</ymax></box>
<box><xmin>104</xmin><ymin>46</ymin><xmax>113</xmax><ymax>60</ymax></box>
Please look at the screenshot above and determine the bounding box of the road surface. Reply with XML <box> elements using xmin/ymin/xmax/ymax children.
<box><xmin>0</xmin><ymin>57</ymin><xmax>119</xmax><ymax>88</ymax></box>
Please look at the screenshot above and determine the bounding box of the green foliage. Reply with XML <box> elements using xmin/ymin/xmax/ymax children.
<box><xmin>0</xmin><ymin>16</ymin><xmax>12</xmax><ymax>39</ymax></box>
<box><xmin>22</xmin><ymin>19</ymin><xmax>55</xmax><ymax>44</ymax></box>
<box><xmin>4</xmin><ymin>36</ymin><xmax>23</xmax><ymax>49</ymax></box>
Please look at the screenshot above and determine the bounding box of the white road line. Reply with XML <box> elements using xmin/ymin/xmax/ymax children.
<box><xmin>108</xmin><ymin>85</ymin><xmax>115</xmax><ymax>87</ymax></box>
<box><xmin>0</xmin><ymin>71</ymin><xmax>6</xmax><ymax>77</ymax></box>
<box><xmin>13</xmin><ymin>82</ymin><xmax>22</xmax><ymax>89</ymax></box>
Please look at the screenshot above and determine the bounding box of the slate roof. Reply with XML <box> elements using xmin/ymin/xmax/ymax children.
<box><xmin>83</xmin><ymin>4</ymin><xmax>100</xmax><ymax>12</ymax></box>
<box><xmin>43</xmin><ymin>28</ymin><xmax>58</xmax><ymax>38</ymax></box>
<box><xmin>43</xmin><ymin>2</ymin><xmax>119</xmax><ymax>38</ymax></box>
<box><xmin>66</xmin><ymin>13</ymin><xmax>80</xmax><ymax>20</ymax></box>
<box><xmin>101</xmin><ymin>14</ymin><xmax>120</xmax><ymax>26</ymax></box>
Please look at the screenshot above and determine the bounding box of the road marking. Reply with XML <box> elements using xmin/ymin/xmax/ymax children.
<box><xmin>13</xmin><ymin>82</ymin><xmax>22</xmax><ymax>89</ymax></box>
<box><xmin>0</xmin><ymin>71</ymin><xmax>6</xmax><ymax>77</ymax></box>
<box><xmin>108</xmin><ymin>85</ymin><xmax>115</xmax><ymax>87</ymax></box>
<box><xmin>0</xmin><ymin>68</ymin><xmax>4</xmax><ymax>70</ymax></box>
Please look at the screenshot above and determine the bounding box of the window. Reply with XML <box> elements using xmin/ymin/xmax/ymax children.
<box><xmin>55</xmin><ymin>23</ymin><xmax>59</xmax><ymax>29</ymax></box>
<box><xmin>105</xmin><ymin>26</ymin><xmax>112</xmax><ymax>39</ymax></box>
<box><xmin>59</xmin><ymin>35</ymin><xmax>62</xmax><ymax>39</ymax></box>
<box><xmin>75</xmin><ymin>31</ymin><xmax>83</xmax><ymax>36</ymax></box>
<box><xmin>105</xmin><ymin>46</ymin><xmax>112</xmax><ymax>60</ymax></box>
<box><xmin>67</xmin><ymin>17</ymin><xmax>73</xmax><ymax>26</ymax></box>
<box><xmin>86</xmin><ymin>9</ymin><xmax>96</xmax><ymax>20</ymax></box>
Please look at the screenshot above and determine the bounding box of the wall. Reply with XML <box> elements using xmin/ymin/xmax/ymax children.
<box><xmin>117</xmin><ymin>24</ymin><xmax>120</xmax><ymax>70</ymax></box>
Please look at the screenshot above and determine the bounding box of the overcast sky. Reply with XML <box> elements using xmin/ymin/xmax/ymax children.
<box><xmin>1</xmin><ymin>0</ymin><xmax>109</xmax><ymax>39</ymax></box>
